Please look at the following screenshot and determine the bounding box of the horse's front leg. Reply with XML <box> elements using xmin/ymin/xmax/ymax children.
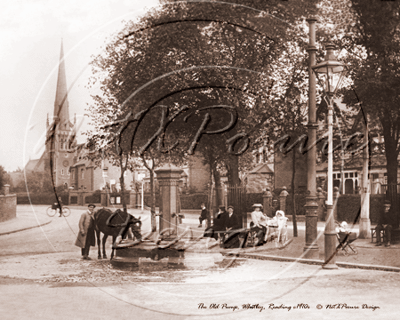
<box><xmin>96</xmin><ymin>230</ymin><xmax>101</xmax><ymax>259</ymax></box>
<box><xmin>110</xmin><ymin>236</ymin><xmax>116</xmax><ymax>260</ymax></box>
<box><xmin>102</xmin><ymin>235</ymin><xmax>108</xmax><ymax>259</ymax></box>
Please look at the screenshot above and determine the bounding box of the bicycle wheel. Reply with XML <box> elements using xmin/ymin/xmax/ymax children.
<box><xmin>62</xmin><ymin>207</ymin><xmax>71</xmax><ymax>217</ymax></box>
<box><xmin>46</xmin><ymin>206</ymin><xmax>56</xmax><ymax>217</ymax></box>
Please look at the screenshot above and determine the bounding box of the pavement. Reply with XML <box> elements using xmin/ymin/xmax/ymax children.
<box><xmin>1</xmin><ymin>206</ymin><xmax>399</xmax><ymax>272</ymax></box>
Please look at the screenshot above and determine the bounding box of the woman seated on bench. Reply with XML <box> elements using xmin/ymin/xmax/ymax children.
<box><xmin>250</xmin><ymin>204</ymin><xmax>268</xmax><ymax>245</ymax></box>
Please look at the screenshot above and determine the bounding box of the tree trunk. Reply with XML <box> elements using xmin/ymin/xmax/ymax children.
<box><xmin>383</xmin><ymin>125</ymin><xmax>399</xmax><ymax>228</ymax></box>
<box><xmin>149</xmin><ymin>168</ymin><xmax>157</xmax><ymax>232</ymax></box>
<box><xmin>291</xmin><ymin>148</ymin><xmax>298</xmax><ymax>237</ymax></box>
<box><xmin>227</xmin><ymin>154</ymin><xmax>240</xmax><ymax>187</ymax></box>
<box><xmin>213</xmin><ymin>169</ymin><xmax>223</xmax><ymax>209</ymax></box>
<box><xmin>119</xmin><ymin>155</ymin><xmax>127</xmax><ymax>212</ymax></box>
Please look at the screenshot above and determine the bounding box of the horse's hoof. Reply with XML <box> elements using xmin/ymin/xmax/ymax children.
<box><xmin>103</xmin><ymin>255</ymin><xmax>107</xmax><ymax>259</ymax></box>
<box><xmin>98</xmin><ymin>256</ymin><xmax>102</xmax><ymax>259</ymax></box>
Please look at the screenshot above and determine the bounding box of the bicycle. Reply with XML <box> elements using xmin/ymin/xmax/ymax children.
<box><xmin>46</xmin><ymin>205</ymin><xmax>71</xmax><ymax>217</ymax></box>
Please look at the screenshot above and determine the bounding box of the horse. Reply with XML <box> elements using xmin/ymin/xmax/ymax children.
<box><xmin>93</xmin><ymin>208</ymin><xmax>142</xmax><ymax>260</ymax></box>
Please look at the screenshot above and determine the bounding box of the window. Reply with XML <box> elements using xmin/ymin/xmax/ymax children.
<box><xmin>81</xmin><ymin>168</ymin><xmax>84</xmax><ymax>179</ymax></box>
<box><xmin>61</xmin><ymin>169</ymin><xmax>64</xmax><ymax>175</ymax></box>
<box><xmin>71</xmin><ymin>170</ymin><xmax>75</xmax><ymax>180</ymax></box>
<box><xmin>345</xmin><ymin>173</ymin><xmax>349</xmax><ymax>178</ymax></box>
<box><xmin>350</xmin><ymin>172</ymin><xmax>353</xmax><ymax>178</ymax></box>
<box><xmin>102</xmin><ymin>169</ymin><xmax>108</xmax><ymax>177</ymax></box>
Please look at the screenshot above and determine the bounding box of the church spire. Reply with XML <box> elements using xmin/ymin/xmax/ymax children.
<box><xmin>53</xmin><ymin>39</ymin><xmax>70</xmax><ymax>125</ymax></box>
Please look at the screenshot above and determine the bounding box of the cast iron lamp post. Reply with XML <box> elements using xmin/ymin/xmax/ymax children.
<box><xmin>312</xmin><ymin>43</ymin><xmax>346</xmax><ymax>269</ymax></box>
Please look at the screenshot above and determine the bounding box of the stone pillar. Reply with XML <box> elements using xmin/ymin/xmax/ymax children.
<box><xmin>101</xmin><ymin>191</ymin><xmax>108</xmax><ymax>207</ymax></box>
<box><xmin>317</xmin><ymin>187</ymin><xmax>326</xmax><ymax>221</ymax></box>
<box><xmin>129</xmin><ymin>190</ymin><xmax>137</xmax><ymax>209</ymax></box>
<box><xmin>279</xmin><ymin>187</ymin><xmax>289</xmax><ymax>213</ymax></box>
<box><xmin>304</xmin><ymin>17</ymin><xmax>319</xmax><ymax>259</ymax></box>
<box><xmin>155</xmin><ymin>164</ymin><xmax>183</xmax><ymax>240</ymax></box>
<box><xmin>263</xmin><ymin>187</ymin><xmax>273</xmax><ymax>217</ymax></box>
<box><xmin>3</xmin><ymin>184</ymin><xmax>10</xmax><ymax>195</ymax></box>
<box><xmin>333</xmin><ymin>187</ymin><xmax>340</xmax><ymax>222</ymax></box>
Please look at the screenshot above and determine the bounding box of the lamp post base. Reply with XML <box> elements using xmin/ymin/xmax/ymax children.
<box><xmin>304</xmin><ymin>196</ymin><xmax>319</xmax><ymax>259</ymax></box>
<box><xmin>323</xmin><ymin>204</ymin><xmax>338</xmax><ymax>269</ymax></box>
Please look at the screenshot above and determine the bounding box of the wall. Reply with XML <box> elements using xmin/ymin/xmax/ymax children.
<box><xmin>188</xmin><ymin>152</ymin><xmax>210</xmax><ymax>193</ymax></box>
<box><xmin>274</xmin><ymin>147</ymin><xmax>307</xmax><ymax>190</ymax></box>
<box><xmin>0</xmin><ymin>194</ymin><xmax>17</xmax><ymax>222</ymax></box>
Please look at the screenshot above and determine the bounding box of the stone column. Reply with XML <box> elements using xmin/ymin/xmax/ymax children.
<box><xmin>263</xmin><ymin>187</ymin><xmax>273</xmax><ymax>217</ymax></box>
<box><xmin>279</xmin><ymin>187</ymin><xmax>289</xmax><ymax>213</ymax></box>
<box><xmin>129</xmin><ymin>190</ymin><xmax>136</xmax><ymax>209</ymax></box>
<box><xmin>317</xmin><ymin>187</ymin><xmax>326</xmax><ymax>221</ymax></box>
<box><xmin>304</xmin><ymin>17</ymin><xmax>319</xmax><ymax>259</ymax></box>
<box><xmin>101</xmin><ymin>190</ymin><xmax>108</xmax><ymax>207</ymax></box>
<box><xmin>3</xmin><ymin>184</ymin><xmax>10</xmax><ymax>195</ymax></box>
<box><xmin>155</xmin><ymin>164</ymin><xmax>183</xmax><ymax>240</ymax></box>
<box><xmin>333</xmin><ymin>187</ymin><xmax>340</xmax><ymax>222</ymax></box>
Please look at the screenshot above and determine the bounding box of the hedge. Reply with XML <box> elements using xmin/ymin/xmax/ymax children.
<box><xmin>144</xmin><ymin>193</ymin><xmax>160</xmax><ymax>208</ymax></box>
<box><xmin>244</xmin><ymin>193</ymin><xmax>264</xmax><ymax>212</ymax></box>
<box><xmin>336</xmin><ymin>194</ymin><xmax>395</xmax><ymax>224</ymax></box>
<box><xmin>180</xmin><ymin>193</ymin><xmax>208</xmax><ymax>210</ymax></box>
<box><xmin>17</xmin><ymin>192</ymin><xmax>69</xmax><ymax>205</ymax></box>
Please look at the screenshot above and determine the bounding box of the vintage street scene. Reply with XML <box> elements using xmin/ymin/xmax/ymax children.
<box><xmin>1</xmin><ymin>1</ymin><xmax>400</xmax><ymax>319</ymax></box>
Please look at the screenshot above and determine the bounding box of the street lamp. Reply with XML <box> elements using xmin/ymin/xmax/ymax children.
<box><xmin>312</xmin><ymin>43</ymin><xmax>346</xmax><ymax>269</ymax></box>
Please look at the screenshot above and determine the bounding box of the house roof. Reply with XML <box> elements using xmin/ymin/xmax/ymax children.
<box><xmin>249</xmin><ymin>163</ymin><xmax>274</xmax><ymax>174</ymax></box>
<box><xmin>24</xmin><ymin>159</ymin><xmax>40</xmax><ymax>172</ymax></box>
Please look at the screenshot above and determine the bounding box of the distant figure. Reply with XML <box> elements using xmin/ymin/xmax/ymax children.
<box><xmin>375</xmin><ymin>200</ymin><xmax>396</xmax><ymax>247</ymax></box>
<box><xmin>198</xmin><ymin>203</ymin><xmax>208</xmax><ymax>228</ymax></box>
<box><xmin>75</xmin><ymin>204</ymin><xmax>96</xmax><ymax>260</ymax></box>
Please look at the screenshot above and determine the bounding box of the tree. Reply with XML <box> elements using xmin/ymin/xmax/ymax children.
<box><xmin>87</xmin><ymin>0</ymin><xmax>322</xmax><ymax>186</ymax></box>
<box><xmin>337</xmin><ymin>0</ymin><xmax>400</xmax><ymax>225</ymax></box>
<box><xmin>0</xmin><ymin>166</ymin><xmax>8</xmax><ymax>192</ymax></box>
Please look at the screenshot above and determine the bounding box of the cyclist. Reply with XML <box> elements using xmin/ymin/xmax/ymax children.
<box><xmin>52</xmin><ymin>196</ymin><xmax>63</xmax><ymax>217</ymax></box>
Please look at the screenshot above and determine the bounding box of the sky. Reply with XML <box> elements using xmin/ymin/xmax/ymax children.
<box><xmin>0</xmin><ymin>0</ymin><xmax>160</xmax><ymax>172</ymax></box>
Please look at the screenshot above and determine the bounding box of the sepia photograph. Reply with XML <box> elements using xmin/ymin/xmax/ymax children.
<box><xmin>1</xmin><ymin>0</ymin><xmax>399</xmax><ymax>319</ymax></box>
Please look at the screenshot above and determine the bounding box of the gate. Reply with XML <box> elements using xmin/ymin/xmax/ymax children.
<box><xmin>227</xmin><ymin>185</ymin><xmax>247</xmax><ymax>228</ymax></box>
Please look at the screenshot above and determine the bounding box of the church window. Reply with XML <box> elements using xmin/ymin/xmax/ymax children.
<box><xmin>81</xmin><ymin>168</ymin><xmax>85</xmax><ymax>179</ymax></box>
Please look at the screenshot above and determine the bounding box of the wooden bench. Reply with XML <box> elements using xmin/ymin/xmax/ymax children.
<box><xmin>370</xmin><ymin>227</ymin><xmax>384</xmax><ymax>243</ymax></box>
<box><xmin>371</xmin><ymin>227</ymin><xmax>400</xmax><ymax>243</ymax></box>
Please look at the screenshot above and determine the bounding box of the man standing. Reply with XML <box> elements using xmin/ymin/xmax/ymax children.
<box><xmin>198</xmin><ymin>203</ymin><xmax>208</xmax><ymax>228</ymax></box>
<box><xmin>75</xmin><ymin>204</ymin><xmax>96</xmax><ymax>259</ymax></box>
<box><xmin>375</xmin><ymin>200</ymin><xmax>396</xmax><ymax>247</ymax></box>
<box><xmin>223</xmin><ymin>205</ymin><xmax>242</xmax><ymax>248</ymax></box>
